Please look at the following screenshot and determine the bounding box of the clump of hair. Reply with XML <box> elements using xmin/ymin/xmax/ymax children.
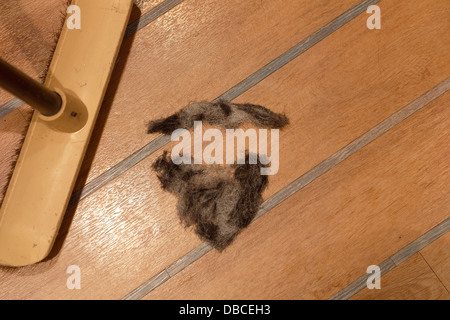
<box><xmin>148</xmin><ymin>100</ymin><xmax>289</xmax><ymax>135</ymax></box>
<box><xmin>148</xmin><ymin>101</ymin><xmax>289</xmax><ymax>250</ymax></box>
<box><xmin>153</xmin><ymin>151</ymin><xmax>268</xmax><ymax>250</ymax></box>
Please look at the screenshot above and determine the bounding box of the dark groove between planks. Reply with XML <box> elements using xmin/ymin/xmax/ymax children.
<box><xmin>124</xmin><ymin>0</ymin><xmax>184</xmax><ymax>38</ymax></box>
<box><xmin>419</xmin><ymin>252</ymin><xmax>450</xmax><ymax>295</ymax></box>
<box><xmin>330</xmin><ymin>218</ymin><xmax>450</xmax><ymax>300</ymax></box>
<box><xmin>0</xmin><ymin>0</ymin><xmax>185</xmax><ymax>118</ymax></box>
<box><xmin>216</xmin><ymin>0</ymin><xmax>380</xmax><ymax>102</ymax></box>
<box><xmin>70</xmin><ymin>0</ymin><xmax>382</xmax><ymax>207</ymax></box>
<box><xmin>122</xmin><ymin>78</ymin><xmax>450</xmax><ymax>300</ymax></box>
<box><xmin>68</xmin><ymin>135</ymin><xmax>172</xmax><ymax>207</ymax></box>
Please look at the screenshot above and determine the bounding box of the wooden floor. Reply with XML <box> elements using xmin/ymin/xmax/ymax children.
<box><xmin>0</xmin><ymin>0</ymin><xmax>449</xmax><ymax>300</ymax></box>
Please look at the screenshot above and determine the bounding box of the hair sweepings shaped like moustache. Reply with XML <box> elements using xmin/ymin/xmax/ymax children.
<box><xmin>147</xmin><ymin>100</ymin><xmax>289</xmax><ymax>135</ymax></box>
<box><xmin>152</xmin><ymin>151</ymin><xmax>269</xmax><ymax>251</ymax></box>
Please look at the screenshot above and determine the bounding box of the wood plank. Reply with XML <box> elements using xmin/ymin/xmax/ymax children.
<box><xmin>0</xmin><ymin>152</ymin><xmax>199</xmax><ymax>299</ymax></box>
<box><xmin>129</xmin><ymin>80</ymin><xmax>449</xmax><ymax>300</ymax></box>
<box><xmin>126</xmin><ymin>0</ymin><xmax>181</xmax><ymax>37</ymax></box>
<box><xmin>420</xmin><ymin>232</ymin><xmax>450</xmax><ymax>291</ymax></box>
<box><xmin>2</xmin><ymin>0</ymin><xmax>446</xmax><ymax>298</ymax></box>
<box><xmin>143</xmin><ymin>91</ymin><xmax>450</xmax><ymax>299</ymax></box>
<box><xmin>72</xmin><ymin>0</ymin><xmax>379</xmax><ymax>204</ymax></box>
<box><xmin>75</xmin><ymin>0</ymin><xmax>450</xmax><ymax>206</ymax></box>
<box><xmin>0</xmin><ymin>0</ymin><xmax>360</xmax><ymax>299</ymax></box>
<box><xmin>351</xmin><ymin>253</ymin><xmax>450</xmax><ymax>300</ymax></box>
<box><xmin>69</xmin><ymin>0</ymin><xmax>450</xmax><ymax>246</ymax></box>
<box><xmin>233</xmin><ymin>0</ymin><xmax>450</xmax><ymax>200</ymax></box>
<box><xmin>137</xmin><ymin>3</ymin><xmax>447</xmax><ymax>298</ymax></box>
<box><xmin>330</xmin><ymin>218</ymin><xmax>450</xmax><ymax>299</ymax></box>
<box><xmin>329</xmin><ymin>258</ymin><xmax>396</xmax><ymax>300</ymax></box>
<box><xmin>124</xmin><ymin>270</ymin><xmax>170</xmax><ymax>300</ymax></box>
<box><xmin>217</xmin><ymin>0</ymin><xmax>381</xmax><ymax>102</ymax></box>
<box><xmin>73</xmin><ymin>0</ymin><xmax>361</xmax><ymax>189</ymax></box>
<box><xmin>0</xmin><ymin>0</ymin><xmax>178</xmax><ymax>115</ymax></box>
<box><xmin>1</xmin><ymin>0</ymin><xmax>447</xmax><ymax>299</ymax></box>
<box><xmin>391</xmin><ymin>219</ymin><xmax>450</xmax><ymax>266</ymax></box>
<box><xmin>134</xmin><ymin>0</ymin><xmax>166</xmax><ymax>13</ymax></box>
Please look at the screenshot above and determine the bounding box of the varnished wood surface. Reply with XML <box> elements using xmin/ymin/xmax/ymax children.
<box><xmin>0</xmin><ymin>0</ymin><xmax>360</xmax><ymax>299</ymax></box>
<box><xmin>331</xmin><ymin>218</ymin><xmax>449</xmax><ymax>300</ymax></box>
<box><xmin>102</xmin><ymin>0</ymin><xmax>448</xmax><ymax>299</ymax></box>
<box><xmin>329</xmin><ymin>258</ymin><xmax>396</xmax><ymax>300</ymax></box>
<box><xmin>73</xmin><ymin>0</ymin><xmax>378</xmax><ymax>206</ymax></box>
<box><xmin>420</xmin><ymin>232</ymin><xmax>450</xmax><ymax>291</ymax></box>
<box><xmin>217</xmin><ymin>0</ymin><xmax>381</xmax><ymax>102</ymax></box>
<box><xmin>351</xmin><ymin>253</ymin><xmax>450</xmax><ymax>300</ymax></box>
<box><xmin>72</xmin><ymin>0</ymin><xmax>361</xmax><ymax>190</ymax></box>
<box><xmin>0</xmin><ymin>0</ymin><xmax>448</xmax><ymax>299</ymax></box>
<box><xmin>143</xmin><ymin>91</ymin><xmax>450</xmax><ymax>299</ymax></box>
<box><xmin>129</xmin><ymin>79</ymin><xmax>450</xmax><ymax>300</ymax></box>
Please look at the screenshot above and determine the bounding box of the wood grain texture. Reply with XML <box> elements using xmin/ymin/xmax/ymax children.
<box><xmin>420</xmin><ymin>232</ymin><xmax>450</xmax><ymax>291</ymax></box>
<box><xmin>126</xmin><ymin>79</ymin><xmax>449</xmax><ymax>300</ymax></box>
<box><xmin>351</xmin><ymin>253</ymin><xmax>450</xmax><ymax>300</ymax></box>
<box><xmin>0</xmin><ymin>151</ymin><xmax>201</xmax><ymax>299</ymax></box>
<box><xmin>391</xmin><ymin>218</ymin><xmax>450</xmax><ymax>266</ymax></box>
<box><xmin>233</xmin><ymin>0</ymin><xmax>450</xmax><ymax>201</ymax></box>
<box><xmin>329</xmin><ymin>258</ymin><xmax>396</xmax><ymax>300</ymax></box>
<box><xmin>217</xmin><ymin>0</ymin><xmax>380</xmax><ymax>102</ymax></box>
<box><xmin>72</xmin><ymin>0</ymin><xmax>361</xmax><ymax>190</ymax></box>
<box><xmin>125</xmin><ymin>0</ymin><xmax>183</xmax><ymax>38</ymax></box>
<box><xmin>123</xmin><ymin>270</ymin><xmax>170</xmax><ymax>300</ymax></box>
<box><xmin>255</xmin><ymin>79</ymin><xmax>450</xmax><ymax>220</ymax></box>
<box><xmin>0</xmin><ymin>0</ymin><xmax>360</xmax><ymax>299</ymax></box>
<box><xmin>331</xmin><ymin>218</ymin><xmax>450</xmax><ymax>299</ymax></box>
<box><xmin>123</xmin><ymin>242</ymin><xmax>213</xmax><ymax>300</ymax></box>
<box><xmin>0</xmin><ymin>0</ymin><xmax>448</xmax><ymax>300</ymax></box>
<box><xmin>0</xmin><ymin>98</ymin><xmax>23</xmax><ymax>119</ymax></box>
<box><xmin>73</xmin><ymin>0</ymin><xmax>378</xmax><ymax>206</ymax></box>
<box><xmin>89</xmin><ymin>0</ymin><xmax>445</xmax><ymax>300</ymax></box>
<box><xmin>143</xmin><ymin>91</ymin><xmax>450</xmax><ymax>299</ymax></box>
<box><xmin>76</xmin><ymin>0</ymin><xmax>449</xmax><ymax>220</ymax></box>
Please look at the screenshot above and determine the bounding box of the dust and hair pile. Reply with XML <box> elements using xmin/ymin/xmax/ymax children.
<box><xmin>148</xmin><ymin>100</ymin><xmax>289</xmax><ymax>134</ymax></box>
<box><xmin>149</xmin><ymin>101</ymin><xmax>289</xmax><ymax>250</ymax></box>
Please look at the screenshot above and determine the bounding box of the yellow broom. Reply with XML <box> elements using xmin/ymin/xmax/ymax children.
<box><xmin>0</xmin><ymin>0</ymin><xmax>133</xmax><ymax>266</ymax></box>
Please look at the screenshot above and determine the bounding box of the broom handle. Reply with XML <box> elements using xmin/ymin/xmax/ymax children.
<box><xmin>0</xmin><ymin>57</ymin><xmax>62</xmax><ymax>116</ymax></box>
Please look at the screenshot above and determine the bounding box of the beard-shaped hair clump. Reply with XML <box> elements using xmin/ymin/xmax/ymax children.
<box><xmin>152</xmin><ymin>151</ymin><xmax>268</xmax><ymax>250</ymax></box>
